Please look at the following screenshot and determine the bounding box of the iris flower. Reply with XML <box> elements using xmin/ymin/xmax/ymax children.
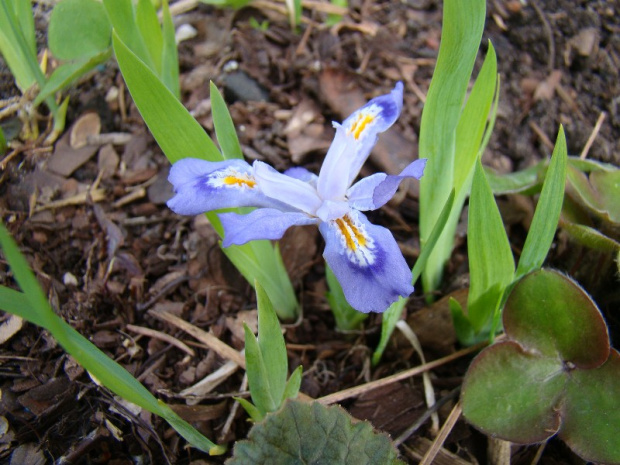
<box><xmin>167</xmin><ymin>82</ymin><xmax>426</xmax><ymax>313</ymax></box>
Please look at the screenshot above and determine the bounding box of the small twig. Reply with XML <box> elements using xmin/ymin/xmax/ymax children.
<box><xmin>530</xmin><ymin>441</ymin><xmax>547</xmax><ymax>465</ymax></box>
<box><xmin>219</xmin><ymin>374</ymin><xmax>248</xmax><ymax>443</ymax></box>
<box><xmin>148</xmin><ymin>309</ymin><xmax>246</xmax><ymax>367</ymax></box>
<box><xmin>180</xmin><ymin>359</ymin><xmax>240</xmax><ymax>403</ymax></box>
<box><xmin>0</xmin><ymin>146</ymin><xmax>26</xmax><ymax>171</ymax></box>
<box><xmin>394</xmin><ymin>387</ymin><xmax>460</xmax><ymax>447</ymax></box>
<box><xmin>33</xmin><ymin>188</ymin><xmax>107</xmax><ymax>212</ymax></box>
<box><xmin>531</xmin><ymin>0</ymin><xmax>555</xmax><ymax>72</ymax></box>
<box><xmin>418</xmin><ymin>401</ymin><xmax>463</xmax><ymax>465</ymax></box>
<box><xmin>111</xmin><ymin>187</ymin><xmax>146</xmax><ymax>208</ymax></box>
<box><xmin>125</xmin><ymin>324</ymin><xmax>196</xmax><ymax>357</ymax></box>
<box><xmin>317</xmin><ymin>342</ymin><xmax>486</xmax><ymax>405</ymax></box>
<box><xmin>396</xmin><ymin>320</ymin><xmax>438</xmax><ymax>433</ymax></box>
<box><xmin>136</xmin><ymin>354</ymin><xmax>167</xmax><ymax>383</ymax></box>
<box><xmin>529</xmin><ymin>120</ymin><xmax>555</xmax><ymax>152</ymax></box>
<box><xmin>580</xmin><ymin>111</ymin><xmax>606</xmax><ymax>159</ymax></box>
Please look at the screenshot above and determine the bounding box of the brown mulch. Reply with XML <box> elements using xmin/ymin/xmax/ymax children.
<box><xmin>0</xmin><ymin>0</ymin><xmax>618</xmax><ymax>463</ymax></box>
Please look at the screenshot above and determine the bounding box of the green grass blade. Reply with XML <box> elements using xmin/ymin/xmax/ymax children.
<box><xmin>515</xmin><ymin>127</ymin><xmax>568</xmax><ymax>279</ymax></box>
<box><xmin>13</xmin><ymin>0</ymin><xmax>36</xmax><ymax>55</ymax></box>
<box><xmin>244</xmin><ymin>323</ymin><xmax>277</xmax><ymax>414</ymax></box>
<box><xmin>282</xmin><ymin>365</ymin><xmax>302</xmax><ymax>402</ymax></box>
<box><xmin>372</xmin><ymin>297</ymin><xmax>407</xmax><ymax>366</ymax></box>
<box><xmin>418</xmin><ymin>0</ymin><xmax>486</xmax><ymax>294</ymax></box>
<box><xmin>454</xmin><ymin>43</ymin><xmax>497</xmax><ymax>195</ymax></box>
<box><xmin>255</xmin><ymin>281</ymin><xmax>288</xmax><ymax>403</ymax></box>
<box><xmin>0</xmin><ymin>0</ymin><xmax>45</xmax><ymax>90</ymax></box>
<box><xmin>411</xmin><ymin>189</ymin><xmax>456</xmax><ymax>286</ymax></box>
<box><xmin>103</xmin><ymin>0</ymin><xmax>155</xmax><ymax>71</ymax></box>
<box><xmin>467</xmin><ymin>160</ymin><xmax>515</xmax><ymax>335</ymax></box>
<box><xmin>210</xmin><ymin>81</ymin><xmax>244</xmax><ymax>160</ymax></box>
<box><xmin>161</xmin><ymin>0</ymin><xmax>180</xmax><ymax>98</ymax></box>
<box><xmin>0</xmin><ymin>125</ymin><xmax>6</xmax><ymax>155</ymax></box>
<box><xmin>113</xmin><ymin>31</ymin><xmax>220</xmax><ymax>162</ymax></box>
<box><xmin>136</xmin><ymin>0</ymin><xmax>163</xmax><ymax>74</ymax></box>
<box><xmin>34</xmin><ymin>50</ymin><xmax>112</xmax><ymax>107</ymax></box>
<box><xmin>0</xmin><ymin>286</ymin><xmax>45</xmax><ymax>327</ymax></box>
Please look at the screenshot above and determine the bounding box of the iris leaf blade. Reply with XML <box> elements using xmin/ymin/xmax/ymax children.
<box><xmin>418</xmin><ymin>0</ymin><xmax>486</xmax><ymax>294</ymax></box>
<box><xmin>515</xmin><ymin>127</ymin><xmax>568</xmax><ymax>279</ymax></box>
<box><xmin>467</xmin><ymin>160</ymin><xmax>515</xmax><ymax>335</ymax></box>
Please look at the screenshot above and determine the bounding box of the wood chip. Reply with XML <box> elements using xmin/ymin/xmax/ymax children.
<box><xmin>0</xmin><ymin>315</ymin><xmax>23</xmax><ymax>345</ymax></box>
<box><xmin>70</xmin><ymin>112</ymin><xmax>101</xmax><ymax>149</ymax></box>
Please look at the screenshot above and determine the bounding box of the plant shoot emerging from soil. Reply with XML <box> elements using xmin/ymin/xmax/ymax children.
<box><xmin>167</xmin><ymin>83</ymin><xmax>426</xmax><ymax>313</ymax></box>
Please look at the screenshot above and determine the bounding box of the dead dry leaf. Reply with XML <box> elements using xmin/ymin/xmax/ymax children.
<box><xmin>70</xmin><ymin>112</ymin><xmax>101</xmax><ymax>149</ymax></box>
<box><xmin>0</xmin><ymin>315</ymin><xmax>24</xmax><ymax>345</ymax></box>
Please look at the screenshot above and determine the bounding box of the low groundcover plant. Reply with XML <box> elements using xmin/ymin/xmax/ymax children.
<box><xmin>167</xmin><ymin>83</ymin><xmax>426</xmax><ymax>313</ymax></box>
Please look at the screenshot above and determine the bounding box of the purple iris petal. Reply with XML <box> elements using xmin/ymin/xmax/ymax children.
<box><xmin>340</xmin><ymin>82</ymin><xmax>404</xmax><ymax>186</ymax></box>
<box><xmin>284</xmin><ymin>167</ymin><xmax>318</xmax><ymax>186</ymax></box>
<box><xmin>319</xmin><ymin>210</ymin><xmax>414</xmax><ymax>313</ymax></box>
<box><xmin>316</xmin><ymin>126</ymin><xmax>356</xmax><ymax>201</ymax></box>
<box><xmin>220</xmin><ymin>209</ymin><xmax>318</xmax><ymax>247</ymax></box>
<box><xmin>347</xmin><ymin>159</ymin><xmax>427</xmax><ymax>211</ymax></box>
<box><xmin>167</xmin><ymin>158</ymin><xmax>274</xmax><ymax>215</ymax></box>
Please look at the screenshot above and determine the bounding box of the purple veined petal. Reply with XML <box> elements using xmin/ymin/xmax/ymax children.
<box><xmin>220</xmin><ymin>208</ymin><xmax>319</xmax><ymax>247</ymax></box>
<box><xmin>319</xmin><ymin>210</ymin><xmax>414</xmax><ymax>313</ymax></box>
<box><xmin>316</xmin><ymin>125</ymin><xmax>358</xmax><ymax>201</ymax></box>
<box><xmin>253</xmin><ymin>161</ymin><xmax>322</xmax><ymax>215</ymax></box>
<box><xmin>167</xmin><ymin>158</ymin><xmax>277</xmax><ymax>215</ymax></box>
<box><xmin>340</xmin><ymin>82</ymin><xmax>404</xmax><ymax>185</ymax></box>
<box><xmin>284</xmin><ymin>166</ymin><xmax>318</xmax><ymax>187</ymax></box>
<box><xmin>347</xmin><ymin>159</ymin><xmax>427</xmax><ymax>211</ymax></box>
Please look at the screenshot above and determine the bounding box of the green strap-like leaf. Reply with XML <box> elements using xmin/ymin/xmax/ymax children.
<box><xmin>418</xmin><ymin>0</ymin><xmax>486</xmax><ymax>294</ymax></box>
<box><xmin>210</xmin><ymin>81</ymin><xmax>244</xmax><ymax>160</ymax></box>
<box><xmin>466</xmin><ymin>160</ymin><xmax>514</xmax><ymax>336</ymax></box>
<box><xmin>103</xmin><ymin>0</ymin><xmax>154</xmax><ymax>71</ymax></box>
<box><xmin>112</xmin><ymin>31</ymin><xmax>221</xmax><ymax>162</ymax></box>
<box><xmin>160</xmin><ymin>0</ymin><xmax>180</xmax><ymax>98</ymax></box>
<box><xmin>243</xmin><ymin>323</ymin><xmax>277</xmax><ymax>415</ymax></box>
<box><xmin>34</xmin><ymin>50</ymin><xmax>112</xmax><ymax>107</ymax></box>
<box><xmin>0</xmin><ymin>0</ymin><xmax>46</xmax><ymax>91</ymax></box>
<box><xmin>135</xmin><ymin>0</ymin><xmax>163</xmax><ymax>74</ymax></box>
<box><xmin>515</xmin><ymin>127</ymin><xmax>568</xmax><ymax>279</ymax></box>
<box><xmin>255</xmin><ymin>281</ymin><xmax>288</xmax><ymax>403</ymax></box>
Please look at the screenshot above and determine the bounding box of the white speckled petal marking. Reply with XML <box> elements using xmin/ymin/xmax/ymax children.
<box><xmin>333</xmin><ymin>211</ymin><xmax>376</xmax><ymax>267</ymax></box>
<box><xmin>206</xmin><ymin>167</ymin><xmax>257</xmax><ymax>189</ymax></box>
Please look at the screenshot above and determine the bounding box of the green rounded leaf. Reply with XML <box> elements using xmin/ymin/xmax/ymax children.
<box><xmin>49</xmin><ymin>0</ymin><xmax>112</xmax><ymax>60</ymax></box>
<box><xmin>503</xmin><ymin>269</ymin><xmax>609</xmax><ymax>368</ymax></box>
<box><xmin>227</xmin><ymin>400</ymin><xmax>404</xmax><ymax>465</ymax></box>
<box><xmin>561</xmin><ymin>349</ymin><xmax>620</xmax><ymax>463</ymax></box>
<box><xmin>461</xmin><ymin>341</ymin><xmax>564</xmax><ymax>443</ymax></box>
